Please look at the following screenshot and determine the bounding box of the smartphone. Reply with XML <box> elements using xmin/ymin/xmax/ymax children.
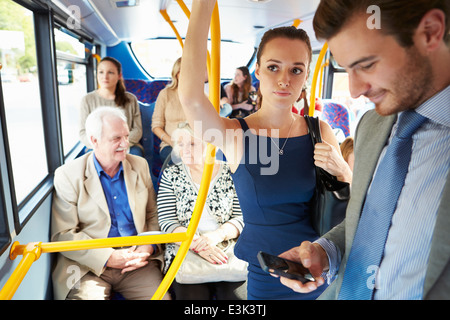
<box><xmin>257</xmin><ymin>251</ymin><xmax>315</xmax><ymax>284</ymax></box>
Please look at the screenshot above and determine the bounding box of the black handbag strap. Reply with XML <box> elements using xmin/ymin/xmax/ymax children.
<box><xmin>304</xmin><ymin>115</ymin><xmax>321</xmax><ymax>144</ymax></box>
<box><xmin>304</xmin><ymin>115</ymin><xmax>349</xmax><ymax>191</ymax></box>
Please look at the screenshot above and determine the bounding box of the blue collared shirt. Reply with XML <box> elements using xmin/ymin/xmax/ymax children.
<box><xmin>318</xmin><ymin>85</ymin><xmax>450</xmax><ymax>299</ymax></box>
<box><xmin>93</xmin><ymin>155</ymin><xmax>137</xmax><ymax>238</ymax></box>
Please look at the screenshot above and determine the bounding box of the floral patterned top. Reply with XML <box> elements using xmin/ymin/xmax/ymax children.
<box><xmin>157</xmin><ymin>162</ymin><xmax>244</xmax><ymax>272</ymax></box>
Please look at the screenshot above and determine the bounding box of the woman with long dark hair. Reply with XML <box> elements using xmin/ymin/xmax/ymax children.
<box><xmin>224</xmin><ymin>66</ymin><xmax>257</xmax><ymax>118</ymax></box>
<box><xmin>79</xmin><ymin>56</ymin><xmax>143</xmax><ymax>156</ymax></box>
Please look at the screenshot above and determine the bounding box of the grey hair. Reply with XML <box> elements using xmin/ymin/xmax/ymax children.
<box><xmin>170</xmin><ymin>122</ymin><xmax>206</xmax><ymax>165</ymax></box>
<box><xmin>85</xmin><ymin>106</ymin><xmax>127</xmax><ymax>147</ymax></box>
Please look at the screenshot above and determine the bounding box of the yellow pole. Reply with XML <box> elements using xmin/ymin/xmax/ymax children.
<box><xmin>92</xmin><ymin>53</ymin><xmax>101</xmax><ymax>63</ymax></box>
<box><xmin>0</xmin><ymin>232</ymin><xmax>187</xmax><ymax>300</ymax></box>
<box><xmin>318</xmin><ymin>59</ymin><xmax>329</xmax><ymax>98</ymax></box>
<box><xmin>0</xmin><ymin>242</ymin><xmax>41</xmax><ymax>300</ymax></box>
<box><xmin>151</xmin><ymin>1</ymin><xmax>221</xmax><ymax>300</ymax></box>
<box><xmin>160</xmin><ymin>9</ymin><xmax>184</xmax><ymax>48</ymax></box>
<box><xmin>9</xmin><ymin>233</ymin><xmax>187</xmax><ymax>258</ymax></box>
<box><xmin>209</xmin><ymin>1</ymin><xmax>221</xmax><ymax>113</ymax></box>
<box><xmin>176</xmin><ymin>0</ymin><xmax>191</xmax><ymax>19</ymax></box>
<box><xmin>309</xmin><ymin>42</ymin><xmax>328</xmax><ymax>116</ymax></box>
<box><xmin>175</xmin><ymin>0</ymin><xmax>212</xmax><ymax>84</ymax></box>
<box><xmin>292</xmin><ymin>19</ymin><xmax>302</xmax><ymax>28</ymax></box>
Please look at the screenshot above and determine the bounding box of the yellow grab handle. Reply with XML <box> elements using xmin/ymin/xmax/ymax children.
<box><xmin>309</xmin><ymin>42</ymin><xmax>328</xmax><ymax>116</ymax></box>
<box><xmin>160</xmin><ymin>9</ymin><xmax>184</xmax><ymax>48</ymax></box>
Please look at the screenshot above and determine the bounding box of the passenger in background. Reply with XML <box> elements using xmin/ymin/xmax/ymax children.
<box><xmin>51</xmin><ymin>107</ymin><xmax>169</xmax><ymax>300</ymax></box>
<box><xmin>157</xmin><ymin>122</ymin><xmax>246</xmax><ymax>300</ymax></box>
<box><xmin>224</xmin><ymin>66</ymin><xmax>257</xmax><ymax>118</ymax></box>
<box><xmin>204</xmin><ymin>74</ymin><xmax>232</xmax><ymax>117</ymax></box>
<box><xmin>178</xmin><ymin>0</ymin><xmax>350</xmax><ymax>299</ymax></box>
<box><xmin>79</xmin><ymin>56</ymin><xmax>143</xmax><ymax>156</ymax></box>
<box><xmin>340</xmin><ymin>137</ymin><xmax>354</xmax><ymax>171</ymax></box>
<box><xmin>152</xmin><ymin>57</ymin><xmax>187</xmax><ymax>163</ymax></box>
<box><xmin>291</xmin><ymin>87</ymin><xmax>309</xmax><ymax>115</ymax></box>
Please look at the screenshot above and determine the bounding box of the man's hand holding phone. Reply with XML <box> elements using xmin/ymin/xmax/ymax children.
<box><xmin>277</xmin><ymin>241</ymin><xmax>329</xmax><ymax>293</ymax></box>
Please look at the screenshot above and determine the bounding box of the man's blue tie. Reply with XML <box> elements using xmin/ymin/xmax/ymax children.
<box><xmin>338</xmin><ymin>110</ymin><xmax>427</xmax><ymax>300</ymax></box>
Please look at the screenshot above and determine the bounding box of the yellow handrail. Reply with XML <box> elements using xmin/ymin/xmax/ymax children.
<box><xmin>0</xmin><ymin>242</ymin><xmax>41</xmax><ymax>300</ymax></box>
<box><xmin>169</xmin><ymin>0</ymin><xmax>213</xmax><ymax>86</ymax></box>
<box><xmin>9</xmin><ymin>233</ymin><xmax>187</xmax><ymax>259</ymax></box>
<box><xmin>176</xmin><ymin>0</ymin><xmax>191</xmax><ymax>19</ymax></box>
<box><xmin>318</xmin><ymin>59</ymin><xmax>329</xmax><ymax>98</ymax></box>
<box><xmin>292</xmin><ymin>19</ymin><xmax>302</xmax><ymax>28</ymax></box>
<box><xmin>0</xmin><ymin>233</ymin><xmax>186</xmax><ymax>300</ymax></box>
<box><xmin>309</xmin><ymin>42</ymin><xmax>328</xmax><ymax>116</ymax></box>
<box><xmin>160</xmin><ymin>9</ymin><xmax>184</xmax><ymax>48</ymax></box>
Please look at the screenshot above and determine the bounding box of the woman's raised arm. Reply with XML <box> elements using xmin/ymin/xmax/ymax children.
<box><xmin>178</xmin><ymin>0</ymin><xmax>239</xmax><ymax>150</ymax></box>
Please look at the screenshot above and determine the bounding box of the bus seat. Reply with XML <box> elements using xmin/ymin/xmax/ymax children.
<box><xmin>252</xmin><ymin>80</ymin><xmax>259</xmax><ymax>91</ymax></box>
<box><xmin>138</xmin><ymin>101</ymin><xmax>162</xmax><ymax>189</ymax></box>
<box><xmin>124</xmin><ymin>79</ymin><xmax>169</xmax><ymax>104</ymax></box>
<box><xmin>124</xmin><ymin>79</ymin><xmax>169</xmax><ymax>188</ymax></box>
<box><xmin>321</xmin><ymin>99</ymin><xmax>351</xmax><ymax>138</ymax></box>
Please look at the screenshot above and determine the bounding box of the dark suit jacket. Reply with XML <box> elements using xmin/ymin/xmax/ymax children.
<box><xmin>319</xmin><ymin>110</ymin><xmax>450</xmax><ymax>300</ymax></box>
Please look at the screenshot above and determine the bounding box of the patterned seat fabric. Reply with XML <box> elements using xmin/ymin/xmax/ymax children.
<box><xmin>124</xmin><ymin>79</ymin><xmax>169</xmax><ymax>104</ymax></box>
<box><xmin>125</xmin><ymin>79</ymin><xmax>169</xmax><ymax>188</ymax></box>
<box><xmin>321</xmin><ymin>99</ymin><xmax>350</xmax><ymax>137</ymax></box>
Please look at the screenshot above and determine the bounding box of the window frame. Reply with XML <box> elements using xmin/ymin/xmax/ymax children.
<box><xmin>0</xmin><ymin>171</ymin><xmax>11</xmax><ymax>257</ymax></box>
<box><xmin>0</xmin><ymin>0</ymin><xmax>94</xmax><ymax>234</ymax></box>
<box><xmin>54</xmin><ymin>26</ymin><xmax>92</xmax><ymax>159</ymax></box>
<box><xmin>0</xmin><ymin>86</ymin><xmax>11</xmax><ymax>256</ymax></box>
<box><xmin>129</xmin><ymin>37</ymin><xmax>258</xmax><ymax>80</ymax></box>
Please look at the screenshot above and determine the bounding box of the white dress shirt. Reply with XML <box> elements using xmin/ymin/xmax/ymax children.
<box><xmin>318</xmin><ymin>85</ymin><xmax>450</xmax><ymax>299</ymax></box>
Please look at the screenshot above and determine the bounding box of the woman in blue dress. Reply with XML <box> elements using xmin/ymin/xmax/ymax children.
<box><xmin>178</xmin><ymin>0</ymin><xmax>352</xmax><ymax>300</ymax></box>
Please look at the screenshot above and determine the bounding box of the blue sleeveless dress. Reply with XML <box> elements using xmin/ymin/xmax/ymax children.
<box><xmin>232</xmin><ymin>118</ymin><xmax>326</xmax><ymax>300</ymax></box>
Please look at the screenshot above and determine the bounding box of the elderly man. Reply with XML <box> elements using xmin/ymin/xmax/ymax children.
<box><xmin>51</xmin><ymin>106</ymin><xmax>169</xmax><ymax>300</ymax></box>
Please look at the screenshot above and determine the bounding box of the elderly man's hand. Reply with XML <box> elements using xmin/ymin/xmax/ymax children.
<box><xmin>106</xmin><ymin>246</ymin><xmax>152</xmax><ymax>273</ymax></box>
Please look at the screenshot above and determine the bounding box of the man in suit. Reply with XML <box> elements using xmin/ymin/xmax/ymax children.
<box><xmin>279</xmin><ymin>0</ymin><xmax>449</xmax><ymax>299</ymax></box>
<box><xmin>51</xmin><ymin>106</ymin><xmax>170</xmax><ymax>300</ymax></box>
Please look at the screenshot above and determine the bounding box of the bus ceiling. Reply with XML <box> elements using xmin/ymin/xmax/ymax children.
<box><xmin>47</xmin><ymin>0</ymin><xmax>324</xmax><ymax>50</ymax></box>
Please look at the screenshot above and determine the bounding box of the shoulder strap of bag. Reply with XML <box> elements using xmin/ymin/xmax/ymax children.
<box><xmin>304</xmin><ymin>115</ymin><xmax>322</xmax><ymax>145</ymax></box>
<box><xmin>236</xmin><ymin>117</ymin><xmax>250</xmax><ymax>131</ymax></box>
<box><xmin>304</xmin><ymin>115</ymin><xmax>349</xmax><ymax>191</ymax></box>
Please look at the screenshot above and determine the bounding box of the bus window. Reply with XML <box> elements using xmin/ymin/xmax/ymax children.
<box><xmin>0</xmin><ymin>0</ymin><xmax>48</xmax><ymax>204</ymax></box>
<box><xmin>54</xmin><ymin>28</ymin><xmax>88</xmax><ymax>157</ymax></box>
<box><xmin>131</xmin><ymin>38</ymin><xmax>255</xmax><ymax>79</ymax></box>
<box><xmin>331</xmin><ymin>72</ymin><xmax>375</xmax><ymax>135</ymax></box>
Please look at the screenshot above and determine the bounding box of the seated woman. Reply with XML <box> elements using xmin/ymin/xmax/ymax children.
<box><xmin>157</xmin><ymin>122</ymin><xmax>247</xmax><ymax>300</ymax></box>
<box><xmin>224</xmin><ymin>66</ymin><xmax>257</xmax><ymax>118</ymax></box>
<box><xmin>152</xmin><ymin>57</ymin><xmax>187</xmax><ymax>163</ymax></box>
<box><xmin>79</xmin><ymin>56</ymin><xmax>143</xmax><ymax>156</ymax></box>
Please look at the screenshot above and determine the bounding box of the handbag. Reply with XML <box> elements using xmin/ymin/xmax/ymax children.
<box><xmin>173</xmin><ymin>239</ymin><xmax>248</xmax><ymax>284</ymax></box>
<box><xmin>304</xmin><ymin>115</ymin><xmax>350</xmax><ymax>236</ymax></box>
